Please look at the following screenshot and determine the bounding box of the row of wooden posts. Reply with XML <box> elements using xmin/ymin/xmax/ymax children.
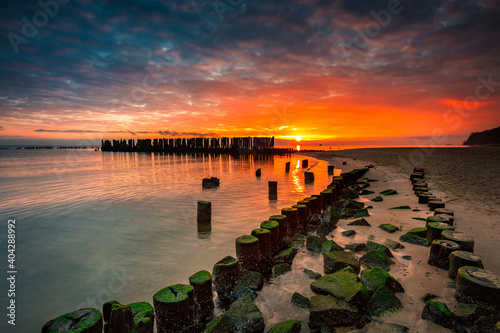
<box><xmin>411</xmin><ymin>168</ymin><xmax>499</xmax><ymax>313</ymax></box>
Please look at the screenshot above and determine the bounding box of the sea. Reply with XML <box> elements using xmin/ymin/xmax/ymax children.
<box><xmin>0</xmin><ymin>148</ymin><xmax>363</xmax><ymax>332</ymax></box>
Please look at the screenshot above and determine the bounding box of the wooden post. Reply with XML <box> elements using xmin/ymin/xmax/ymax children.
<box><xmin>269</xmin><ymin>215</ymin><xmax>287</xmax><ymax>248</ymax></box>
<box><xmin>153</xmin><ymin>284</ymin><xmax>195</xmax><ymax>333</ymax></box>
<box><xmin>427</xmin><ymin>222</ymin><xmax>455</xmax><ymax>245</ymax></box>
<box><xmin>281</xmin><ymin>208</ymin><xmax>298</xmax><ymax>238</ymax></box>
<box><xmin>212</xmin><ymin>256</ymin><xmax>239</xmax><ymax>300</ymax></box>
<box><xmin>260</xmin><ymin>220</ymin><xmax>280</xmax><ymax>255</ymax></box>
<box><xmin>441</xmin><ymin>231</ymin><xmax>474</xmax><ymax>252</ymax></box>
<box><xmin>268</xmin><ymin>181</ymin><xmax>278</xmax><ymax>200</ymax></box>
<box><xmin>305</xmin><ymin>172</ymin><xmax>314</xmax><ymax>184</ymax></box>
<box><xmin>328</xmin><ymin>165</ymin><xmax>334</xmax><ymax>175</ymax></box>
<box><xmin>197</xmin><ymin>201</ymin><xmax>211</xmax><ymax>222</ymax></box>
<box><xmin>302</xmin><ymin>159</ymin><xmax>308</xmax><ymax>168</ymax></box>
<box><xmin>188</xmin><ymin>270</ymin><xmax>214</xmax><ymax>323</ymax></box>
<box><xmin>235</xmin><ymin>235</ymin><xmax>260</xmax><ymax>271</ymax></box>
<box><xmin>285</xmin><ymin>162</ymin><xmax>290</xmax><ymax>173</ymax></box>
<box><xmin>449</xmin><ymin>251</ymin><xmax>484</xmax><ymax>279</ymax></box>
<box><xmin>428</xmin><ymin>240</ymin><xmax>460</xmax><ymax>270</ymax></box>
<box><xmin>251</xmin><ymin>228</ymin><xmax>272</xmax><ymax>274</ymax></box>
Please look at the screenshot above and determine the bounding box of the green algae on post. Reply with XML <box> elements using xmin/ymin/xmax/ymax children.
<box><xmin>153</xmin><ymin>284</ymin><xmax>194</xmax><ymax>333</ymax></box>
<box><xmin>427</xmin><ymin>240</ymin><xmax>460</xmax><ymax>270</ymax></box>
<box><xmin>426</xmin><ymin>222</ymin><xmax>455</xmax><ymax>245</ymax></box>
<box><xmin>448</xmin><ymin>251</ymin><xmax>484</xmax><ymax>279</ymax></box>
<box><xmin>197</xmin><ymin>201</ymin><xmax>211</xmax><ymax>222</ymax></box>
<box><xmin>269</xmin><ymin>214</ymin><xmax>288</xmax><ymax>248</ymax></box>
<box><xmin>456</xmin><ymin>266</ymin><xmax>500</xmax><ymax>307</ymax></box>
<box><xmin>127</xmin><ymin>302</ymin><xmax>154</xmax><ymax>333</ymax></box>
<box><xmin>188</xmin><ymin>270</ymin><xmax>214</xmax><ymax>323</ymax></box>
<box><xmin>441</xmin><ymin>230</ymin><xmax>474</xmax><ymax>252</ymax></box>
<box><xmin>212</xmin><ymin>256</ymin><xmax>240</xmax><ymax>300</ymax></box>
<box><xmin>41</xmin><ymin>308</ymin><xmax>103</xmax><ymax>333</ymax></box>
<box><xmin>260</xmin><ymin>220</ymin><xmax>280</xmax><ymax>255</ymax></box>
<box><xmin>102</xmin><ymin>301</ymin><xmax>136</xmax><ymax>333</ymax></box>
<box><xmin>236</xmin><ymin>235</ymin><xmax>260</xmax><ymax>272</ymax></box>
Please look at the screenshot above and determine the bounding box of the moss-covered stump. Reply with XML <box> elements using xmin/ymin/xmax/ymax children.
<box><xmin>272</xmin><ymin>263</ymin><xmax>291</xmax><ymax>277</ymax></box>
<box><xmin>312</xmin><ymin>194</ymin><xmax>323</xmax><ymax>211</ymax></box>
<box><xmin>205</xmin><ymin>294</ymin><xmax>265</xmax><ymax>333</ymax></box>
<box><xmin>360</xmin><ymin>267</ymin><xmax>404</xmax><ymax>295</ymax></box>
<box><xmin>292</xmin><ymin>204</ymin><xmax>308</xmax><ymax>230</ymax></box>
<box><xmin>273</xmin><ymin>247</ymin><xmax>298</xmax><ymax>265</ymax></box>
<box><xmin>236</xmin><ymin>235</ymin><xmax>260</xmax><ymax>272</ymax></box>
<box><xmin>310</xmin><ymin>267</ymin><xmax>369</xmax><ymax>308</ymax></box>
<box><xmin>428</xmin><ymin>199</ymin><xmax>445</xmax><ymax>211</ymax></box>
<box><xmin>399</xmin><ymin>232</ymin><xmax>428</xmax><ymax>247</ymax></box>
<box><xmin>197</xmin><ymin>201</ymin><xmax>211</xmax><ymax>222</ymax></box>
<box><xmin>103</xmin><ymin>301</ymin><xmax>136</xmax><ymax>333</ymax></box>
<box><xmin>456</xmin><ymin>266</ymin><xmax>500</xmax><ymax>309</ymax></box>
<box><xmin>268</xmin><ymin>320</ymin><xmax>302</xmax><ymax>333</ymax></box>
<box><xmin>384</xmin><ymin>239</ymin><xmax>404</xmax><ymax>250</ymax></box>
<box><xmin>441</xmin><ymin>231</ymin><xmax>475</xmax><ymax>252</ymax></box>
<box><xmin>379</xmin><ymin>224</ymin><xmax>399</xmax><ymax>233</ymax></box>
<box><xmin>370</xmin><ymin>284</ymin><xmax>403</xmax><ymax>317</ymax></box>
<box><xmin>348</xmin><ymin>218</ymin><xmax>371</xmax><ymax>226</ymax></box>
<box><xmin>307</xmin><ymin>196</ymin><xmax>319</xmax><ymax>214</ymax></box>
<box><xmin>380</xmin><ymin>189</ymin><xmax>398</xmax><ymax>195</ymax></box>
<box><xmin>427</xmin><ymin>222</ymin><xmax>455</xmax><ymax>245</ymax></box>
<box><xmin>300</xmin><ymin>270</ymin><xmax>321</xmax><ymax>282</ymax></box>
<box><xmin>291</xmin><ymin>292</ymin><xmax>310</xmax><ymax>308</ymax></box>
<box><xmin>321</xmin><ymin>240</ymin><xmax>344</xmax><ymax>254</ymax></box>
<box><xmin>426</xmin><ymin>214</ymin><xmax>451</xmax><ymax>226</ymax></box>
<box><xmin>260</xmin><ymin>220</ymin><xmax>280</xmax><ymax>255</ymax></box>
<box><xmin>188</xmin><ymin>270</ymin><xmax>214</xmax><ymax>323</ymax></box>
<box><xmin>360</xmin><ymin>250</ymin><xmax>395</xmax><ymax>271</ymax></box>
<box><xmin>421</xmin><ymin>301</ymin><xmax>467</xmax><ymax>333</ymax></box>
<box><xmin>418</xmin><ymin>193</ymin><xmax>434</xmax><ymax>204</ymax></box>
<box><xmin>366</xmin><ymin>241</ymin><xmax>393</xmax><ymax>258</ymax></box>
<box><xmin>127</xmin><ymin>302</ymin><xmax>154</xmax><ymax>333</ymax></box>
<box><xmin>202</xmin><ymin>177</ymin><xmax>220</xmax><ymax>189</ymax></box>
<box><xmin>153</xmin><ymin>284</ymin><xmax>195</xmax><ymax>333</ymax></box>
<box><xmin>41</xmin><ymin>308</ymin><xmax>103</xmax><ymax>333</ymax></box>
<box><xmin>435</xmin><ymin>208</ymin><xmax>455</xmax><ymax>223</ymax></box>
<box><xmin>306</xmin><ymin>235</ymin><xmax>326</xmax><ymax>252</ymax></box>
<box><xmin>453</xmin><ymin>303</ymin><xmax>480</xmax><ymax>326</ymax></box>
<box><xmin>323</xmin><ymin>251</ymin><xmax>360</xmax><ymax>274</ymax></box>
<box><xmin>251</xmin><ymin>228</ymin><xmax>272</xmax><ymax>272</ymax></box>
<box><xmin>281</xmin><ymin>208</ymin><xmax>298</xmax><ymax>237</ymax></box>
<box><xmin>232</xmin><ymin>270</ymin><xmax>264</xmax><ymax>300</ymax></box>
<box><xmin>212</xmin><ymin>256</ymin><xmax>240</xmax><ymax>299</ymax></box>
<box><xmin>269</xmin><ymin>215</ymin><xmax>288</xmax><ymax>248</ymax></box>
<box><xmin>372</xmin><ymin>196</ymin><xmax>383</xmax><ymax>202</ymax></box>
<box><xmin>428</xmin><ymin>240</ymin><xmax>460</xmax><ymax>270</ymax></box>
<box><xmin>308</xmin><ymin>295</ymin><xmax>360</xmax><ymax>329</ymax></box>
<box><xmin>341</xmin><ymin>229</ymin><xmax>356</xmax><ymax>237</ymax></box>
<box><xmin>449</xmin><ymin>251</ymin><xmax>484</xmax><ymax>279</ymax></box>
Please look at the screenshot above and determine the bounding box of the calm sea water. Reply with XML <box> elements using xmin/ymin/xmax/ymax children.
<box><xmin>0</xmin><ymin>149</ymin><xmax>356</xmax><ymax>332</ymax></box>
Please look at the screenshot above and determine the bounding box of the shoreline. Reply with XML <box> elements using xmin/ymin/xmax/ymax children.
<box><xmin>40</xmin><ymin>151</ymin><xmax>499</xmax><ymax>332</ymax></box>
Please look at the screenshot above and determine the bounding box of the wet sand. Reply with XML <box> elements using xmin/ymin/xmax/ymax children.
<box><xmin>255</xmin><ymin>148</ymin><xmax>499</xmax><ymax>332</ymax></box>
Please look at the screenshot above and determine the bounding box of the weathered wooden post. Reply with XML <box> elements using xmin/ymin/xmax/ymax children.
<box><xmin>292</xmin><ymin>204</ymin><xmax>307</xmax><ymax>231</ymax></box>
<box><xmin>302</xmin><ymin>159</ymin><xmax>308</xmax><ymax>168</ymax></box>
<box><xmin>456</xmin><ymin>267</ymin><xmax>500</xmax><ymax>308</ymax></box>
<box><xmin>285</xmin><ymin>162</ymin><xmax>290</xmax><ymax>173</ymax></box>
<box><xmin>449</xmin><ymin>251</ymin><xmax>484</xmax><ymax>279</ymax></box>
<box><xmin>235</xmin><ymin>235</ymin><xmax>260</xmax><ymax>271</ymax></box>
<box><xmin>255</xmin><ymin>168</ymin><xmax>261</xmax><ymax>177</ymax></box>
<box><xmin>441</xmin><ymin>231</ymin><xmax>474</xmax><ymax>252</ymax></box>
<box><xmin>260</xmin><ymin>220</ymin><xmax>280</xmax><ymax>255</ymax></box>
<box><xmin>188</xmin><ymin>270</ymin><xmax>214</xmax><ymax>323</ymax></box>
<box><xmin>212</xmin><ymin>256</ymin><xmax>240</xmax><ymax>300</ymax></box>
<box><xmin>251</xmin><ymin>228</ymin><xmax>273</xmax><ymax>274</ymax></box>
<box><xmin>428</xmin><ymin>240</ymin><xmax>460</xmax><ymax>269</ymax></box>
<box><xmin>197</xmin><ymin>201</ymin><xmax>211</xmax><ymax>222</ymax></box>
<box><xmin>268</xmin><ymin>181</ymin><xmax>278</xmax><ymax>200</ymax></box>
<box><xmin>427</xmin><ymin>222</ymin><xmax>455</xmax><ymax>245</ymax></box>
<box><xmin>42</xmin><ymin>308</ymin><xmax>103</xmax><ymax>333</ymax></box>
<box><xmin>153</xmin><ymin>284</ymin><xmax>194</xmax><ymax>333</ymax></box>
<box><xmin>304</xmin><ymin>172</ymin><xmax>314</xmax><ymax>184</ymax></box>
<box><xmin>328</xmin><ymin>165</ymin><xmax>334</xmax><ymax>175</ymax></box>
<box><xmin>428</xmin><ymin>199</ymin><xmax>445</xmax><ymax>211</ymax></box>
<box><xmin>307</xmin><ymin>196</ymin><xmax>318</xmax><ymax>214</ymax></box>
<box><xmin>269</xmin><ymin>215</ymin><xmax>287</xmax><ymax>248</ymax></box>
<box><xmin>281</xmin><ymin>207</ymin><xmax>298</xmax><ymax>237</ymax></box>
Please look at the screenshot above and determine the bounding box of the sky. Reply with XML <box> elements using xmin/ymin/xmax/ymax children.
<box><xmin>0</xmin><ymin>0</ymin><xmax>499</xmax><ymax>147</ymax></box>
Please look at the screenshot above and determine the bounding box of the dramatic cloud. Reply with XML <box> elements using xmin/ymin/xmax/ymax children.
<box><xmin>1</xmin><ymin>0</ymin><xmax>499</xmax><ymax>143</ymax></box>
<box><xmin>0</xmin><ymin>125</ymin><xmax>4</xmax><ymax>130</ymax></box>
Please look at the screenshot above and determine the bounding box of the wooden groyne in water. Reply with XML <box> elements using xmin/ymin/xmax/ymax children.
<box><xmin>101</xmin><ymin>136</ymin><xmax>293</xmax><ymax>155</ymax></box>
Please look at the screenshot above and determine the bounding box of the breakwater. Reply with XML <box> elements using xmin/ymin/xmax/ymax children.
<box><xmin>101</xmin><ymin>136</ymin><xmax>293</xmax><ymax>155</ymax></box>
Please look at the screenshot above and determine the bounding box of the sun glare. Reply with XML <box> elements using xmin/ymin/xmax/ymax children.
<box><xmin>295</xmin><ymin>136</ymin><xmax>302</xmax><ymax>142</ymax></box>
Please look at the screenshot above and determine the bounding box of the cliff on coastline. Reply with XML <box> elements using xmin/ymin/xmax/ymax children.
<box><xmin>463</xmin><ymin>126</ymin><xmax>500</xmax><ymax>145</ymax></box>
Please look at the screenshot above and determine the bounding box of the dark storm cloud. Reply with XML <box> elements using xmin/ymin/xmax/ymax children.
<box><xmin>0</xmin><ymin>0</ymin><xmax>499</xmax><ymax>130</ymax></box>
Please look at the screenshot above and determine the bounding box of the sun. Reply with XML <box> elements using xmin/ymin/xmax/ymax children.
<box><xmin>295</xmin><ymin>136</ymin><xmax>302</xmax><ymax>142</ymax></box>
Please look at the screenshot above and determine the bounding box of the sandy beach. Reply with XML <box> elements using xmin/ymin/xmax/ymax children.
<box><xmin>268</xmin><ymin>147</ymin><xmax>500</xmax><ymax>331</ymax></box>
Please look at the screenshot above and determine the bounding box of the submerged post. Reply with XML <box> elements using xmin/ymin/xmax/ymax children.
<box><xmin>197</xmin><ymin>201</ymin><xmax>211</xmax><ymax>222</ymax></box>
<box><xmin>268</xmin><ymin>181</ymin><xmax>278</xmax><ymax>200</ymax></box>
